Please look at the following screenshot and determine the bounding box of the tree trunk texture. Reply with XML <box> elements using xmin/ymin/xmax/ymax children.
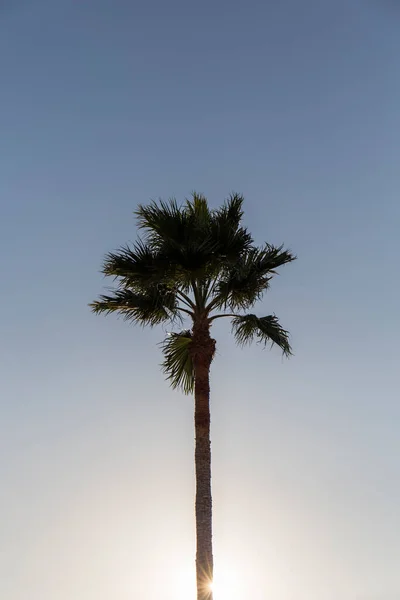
<box><xmin>191</xmin><ymin>318</ymin><xmax>216</xmax><ymax>600</ymax></box>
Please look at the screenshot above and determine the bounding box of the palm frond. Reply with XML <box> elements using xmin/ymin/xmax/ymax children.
<box><xmin>232</xmin><ymin>313</ymin><xmax>292</xmax><ymax>356</ymax></box>
<box><xmin>134</xmin><ymin>196</ymin><xmax>214</xmax><ymax>283</ymax></box>
<box><xmin>102</xmin><ymin>240</ymin><xmax>173</xmax><ymax>290</ymax></box>
<box><xmin>90</xmin><ymin>286</ymin><xmax>179</xmax><ymax>326</ymax></box>
<box><xmin>160</xmin><ymin>330</ymin><xmax>194</xmax><ymax>394</ymax></box>
<box><xmin>254</xmin><ymin>243</ymin><xmax>296</xmax><ymax>273</ymax></box>
<box><xmin>212</xmin><ymin>251</ymin><xmax>270</xmax><ymax>311</ymax></box>
<box><xmin>209</xmin><ymin>194</ymin><xmax>253</xmax><ymax>264</ymax></box>
<box><xmin>135</xmin><ymin>198</ymin><xmax>186</xmax><ymax>248</ymax></box>
<box><xmin>185</xmin><ymin>192</ymin><xmax>211</xmax><ymax>225</ymax></box>
<box><xmin>213</xmin><ymin>193</ymin><xmax>245</xmax><ymax>229</ymax></box>
<box><xmin>211</xmin><ymin>244</ymin><xmax>296</xmax><ymax>311</ymax></box>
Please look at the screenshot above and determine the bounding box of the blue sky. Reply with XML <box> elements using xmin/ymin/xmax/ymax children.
<box><xmin>1</xmin><ymin>1</ymin><xmax>399</xmax><ymax>599</ymax></box>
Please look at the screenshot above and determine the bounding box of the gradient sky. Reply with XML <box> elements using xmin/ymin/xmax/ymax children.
<box><xmin>1</xmin><ymin>2</ymin><xmax>400</xmax><ymax>599</ymax></box>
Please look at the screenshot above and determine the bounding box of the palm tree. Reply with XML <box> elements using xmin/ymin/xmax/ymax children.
<box><xmin>90</xmin><ymin>193</ymin><xmax>295</xmax><ymax>600</ymax></box>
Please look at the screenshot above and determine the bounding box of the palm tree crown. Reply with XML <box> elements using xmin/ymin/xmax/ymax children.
<box><xmin>91</xmin><ymin>193</ymin><xmax>296</xmax><ymax>391</ymax></box>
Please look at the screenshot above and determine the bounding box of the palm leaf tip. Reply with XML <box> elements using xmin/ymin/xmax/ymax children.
<box><xmin>259</xmin><ymin>244</ymin><xmax>297</xmax><ymax>271</ymax></box>
<box><xmin>186</xmin><ymin>192</ymin><xmax>210</xmax><ymax>216</ymax></box>
<box><xmin>160</xmin><ymin>330</ymin><xmax>195</xmax><ymax>394</ymax></box>
<box><xmin>221</xmin><ymin>192</ymin><xmax>245</xmax><ymax>225</ymax></box>
<box><xmin>232</xmin><ymin>313</ymin><xmax>292</xmax><ymax>356</ymax></box>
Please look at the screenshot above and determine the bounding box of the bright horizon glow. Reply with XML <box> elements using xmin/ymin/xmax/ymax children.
<box><xmin>210</xmin><ymin>567</ymin><xmax>242</xmax><ymax>600</ymax></box>
<box><xmin>208</xmin><ymin>564</ymin><xmax>245</xmax><ymax>600</ymax></box>
<box><xmin>211</xmin><ymin>563</ymin><xmax>247</xmax><ymax>600</ymax></box>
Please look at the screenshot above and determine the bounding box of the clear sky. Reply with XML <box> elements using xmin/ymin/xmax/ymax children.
<box><xmin>1</xmin><ymin>1</ymin><xmax>399</xmax><ymax>599</ymax></box>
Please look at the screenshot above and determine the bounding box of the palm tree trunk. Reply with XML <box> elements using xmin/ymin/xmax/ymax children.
<box><xmin>192</xmin><ymin>319</ymin><xmax>215</xmax><ymax>600</ymax></box>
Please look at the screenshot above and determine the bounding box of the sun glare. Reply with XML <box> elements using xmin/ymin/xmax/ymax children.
<box><xmin>176</xmin><ymin>561</ymin><xmax>246</xmax><ymax>600</ymax></box>
<box><xmin>209</xmin><ymin>566</ymin><xmax>242</xmax><ymax>600</ymax></box>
